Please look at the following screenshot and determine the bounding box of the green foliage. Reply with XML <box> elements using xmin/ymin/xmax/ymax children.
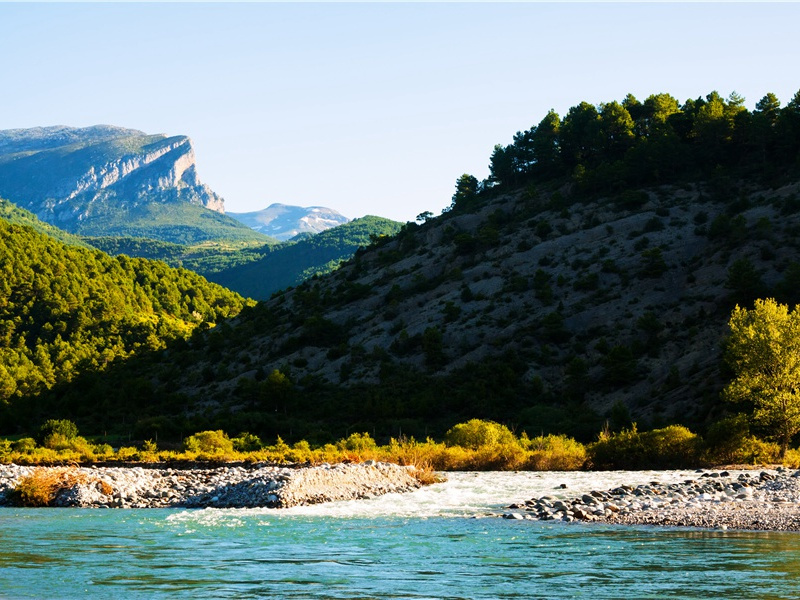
<box><xmin>445</xmin><ymin>419</ymin><xmax>516</xmax><ymax>450</ymax></box>
<box><xmin>12</xmin><ymin>437</ymin><xmax>36</xmax><ymax>453</ymax></box>
<box><xmin>703</xmin><ymin>414</ymin><xmax>780</xmax><ymax>465</ymax></box>
<box><xmin>588</xmin><ymin>424</ymin><xmax>701</xmax><ymax>469</ymax></box>
<box><xmin>0</xmin><ymin>216</ymin><xmax>252</xmax><ymax>407</ymax></box>
<box><xmin>450</xmin><ymin>174</ymin><xmax>481</xmax><ymax>212</ymax></box>
<box><xmin>0</xmin><ymin>199</ymin><xmax>90</xmax><ymax>248</ymax></box>
<box><xmin>232</xmin><ymin>432</ymin><xmax>263</xmax><ymax>452</ymax></box>
<box><xmin>183</xmin><ymin>430</ymin><xmax>235</xmax><ymax>454</ymax></box>
<box><xmin>725</xmin><ymin>258</ymin><xmax>765</xmax><ymax>306</ymax></box>
<box><xmin>207</xmin><ymin>216</ymin><xmax>402</xmax><ymax>299</ymax></box>
<box><xmin>38</xmin><ymin>419</ymin><xmax>78</xmax><ymax>445</ymax></box>
<box><xmin>477</xmin><ymin>89</ymin><xmax>800</xmax><ymax>200</ymax></box>
<box><xmin>723</xmin><ymin>299</ymin><xmax>800</xmax><ymax>456</ymax></box>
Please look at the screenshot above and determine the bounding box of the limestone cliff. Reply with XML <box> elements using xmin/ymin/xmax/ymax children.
<box><xmin>0</xmin><ymin>126</ymin><xmax>261</xmax><ymax>244</ymax></box>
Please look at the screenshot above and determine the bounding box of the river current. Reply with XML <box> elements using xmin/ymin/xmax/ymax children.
<box><xmin>2</xmin><ymin>470</ymin><xmax>799</xmax><ymax>599</ymax></box>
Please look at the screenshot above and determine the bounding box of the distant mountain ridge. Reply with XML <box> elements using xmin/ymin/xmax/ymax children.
<box><xmin>0</xmin><ymin>125</ymin><xmax>267</xmax><ymax>244</ymax></box>
<box><xmin>228</xmin><ymin>203</ymin><xmax>349</xmax><ymax>241</ymax></box>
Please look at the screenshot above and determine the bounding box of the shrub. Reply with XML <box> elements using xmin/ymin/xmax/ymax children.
<box><xmin>12</xmin><ymin>438</ymin><xmax>36</xmax><ymax>454</ymax></box>
<box><xmin>588</xmin><ymin>425</ymin><xmax>646</xmax><ymax>469</ymax></box>
<box><xmin>588</xmin><ymin>424</ymin><xmax>700</xmax><ymax>469</ymax></box>
<box><xmin>642</xmin><ymin>425</ymin><xmax>700</xmax><ymax>467</ymax></box>
<box><xmin>183</xmin><ymin>430</ymin><xmax>234</xmax><ymax>454</ymax></box>
<box><xmin>704</xmin><ymin>415</ymin><xmax>781</xmax><ymax>465</ymax></box>
<box><xmin>38</xmin><ymin>419</ymin><xmax>79</xmax><ymax>446</ymax></box>
<box><xmin>12</xmin><ymin>467</ymin><xmax>88</xmax><ymax>507</ymax></box>
<box><xmin>445</xmin><ymin>419</ymin><xmax>516</xmax><ymax>450</ymax></box>
<box><xmin>522</xmin><ymin>434</ymin><xmax>587</xmax><ymax>470</ymax></box>
<box><xmin>232</xmin><ymin>432</ymin><xmax>263</xmax><ymax>452</ymax></box>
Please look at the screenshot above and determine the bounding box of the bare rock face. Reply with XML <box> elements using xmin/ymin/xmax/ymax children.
<box><xmin>228</xmin><ymin>203</ymin><xmax>349</xmax><ymax>240</ymax></box>
<box><xmin>0</xmin><ymin>125</ymin><xmax>226</xmax><ymax>233</ymax></box>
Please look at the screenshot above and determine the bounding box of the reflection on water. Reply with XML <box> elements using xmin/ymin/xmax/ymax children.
<box><xmin>1</xmin><ymin>471</ymin><xmax>800</xmax><ymax>598</ymax></box>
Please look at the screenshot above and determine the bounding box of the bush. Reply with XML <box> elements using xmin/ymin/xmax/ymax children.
<box><xmin>643</xmin><ymin>425</ymin><xmax>700</xmax><ymax>467</ymax></box>
<box><xmin>704</xmin><ymin>415</ymin><xmax>781</xmax><ymax>465</ymax></box>
<box><xmin>445</xmin><ymin>419</ymin><xmax>516</xmax><ymax>450</ymax></box>
<box><xmin>522</xmin><ymin>434</ymin><xmax>587</xmax><ymax>470</ymax></box>
<box><xmin>183</xmin><ymin>430</ymin><xmax>234</xmax><ymax>454</ymax></box>
<box><xmin>12</xmin><ymin>467</ymin><xmax>88</xmax><ymax>507</ymax></box>
<box><xmin>588</xmin><ymin>424</ymin><xmax>701</xmax><ymax>469</ymax></box>
<box><xmin>232</xmin><ymin>432</ymin><xmax>263</xmax><ymax>452</ymax></box>
<box><xmin>12</xmin><ymin>438</ymin><xmax>36</xmax><ymax>454</ymax></box>
<box><xmin>38</xmin><ymin>419</ymin><xmax>79</xmax><ymax>446</ymax></box>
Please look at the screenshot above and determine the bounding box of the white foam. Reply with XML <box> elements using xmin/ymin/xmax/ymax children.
<box><xmin>164</xmin><ymin>470</ymin><xmax>734</xmax><ymax>523</ymax></box>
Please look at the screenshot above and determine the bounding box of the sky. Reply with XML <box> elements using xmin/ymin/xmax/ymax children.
<box><xmin>1</xmin><ymin>2</ymin><xmax>799</xmax><ymax>223</ymax></box>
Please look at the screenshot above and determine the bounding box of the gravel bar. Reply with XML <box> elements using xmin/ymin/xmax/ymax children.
<box><xmin>0</xmin><ymin>461</ymin><xmax>421</xmax><ymax>508</ymax></box>
<box><xmin>504</xmin><ymin>468</ymin><xmax>800</xmax><ymax>531</ymax></box>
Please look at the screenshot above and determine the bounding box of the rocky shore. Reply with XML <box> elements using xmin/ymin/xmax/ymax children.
<box><xmin>0</xmin><ymin>461</ymin><xmax>421</xmax><ymax>508</ymax></box>
<box><xmin>504</xmin><ymin>468</ymin><xmax>800</xmax><ymax>531</ymax></box>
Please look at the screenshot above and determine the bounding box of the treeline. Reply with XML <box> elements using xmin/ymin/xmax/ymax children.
<box><xmin>0</xmin><ymin>214</ymin><xmax>254</xmax><ymax>425</ymax></box>
<box><xmin>453</xmin><ymin>90</ymin><xmax>800</xmax><ymax>210</ymax></box>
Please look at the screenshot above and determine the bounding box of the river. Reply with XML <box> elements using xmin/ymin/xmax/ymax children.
<box><xmin>2</xmin><ymin>470</ymin><xmax>799</xmax><ymax>598</ymax></box>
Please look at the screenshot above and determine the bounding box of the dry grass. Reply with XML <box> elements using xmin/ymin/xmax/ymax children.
<box><xmin>12</xmin><ymin>467</ymin><xmax>89</xmax><ymax>507</ymax></box>
<box><xmin>407</xmin><ymin>461</ymin><xmax>446</xmax><ymax>485</ymax></box>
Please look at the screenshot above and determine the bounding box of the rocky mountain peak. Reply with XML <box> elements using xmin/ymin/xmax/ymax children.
<box><xmin>228</xmin><ymin>203</ymin><xmax>349</xmax><ymax>240</ymax></box>
<box><xmin>0</xmin><ymin>125</ymin><xmax>226</xmax><ymax>233</ymax></box>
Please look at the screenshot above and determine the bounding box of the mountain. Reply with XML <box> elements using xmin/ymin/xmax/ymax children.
<box><xmin>228</xmin><ymin>204</ymin><xmax>349</xmax><ymax>241</ymax></box>
<box><xmin>0</xmin><ymin>202</ymin><xmax>254</xmax><ymax>431</ymax></box>
<box><xmin>0</xmin><ymin>125</ymin><xmax>268</xmax><ymax>245</ymax></box>
<box><xmin>36</xmin><ymin>175</ymin><xmax>800</xmax><ymax>443</ymax></box>
<box><xmin>207</xmin><ymin>216</ymin><xmax>403</xmax><ymax>299</ymax></box>
<box><xmin>10</xmin><ymin>88</ymin><xmax>800</xmax><ymax>444</ymax></box>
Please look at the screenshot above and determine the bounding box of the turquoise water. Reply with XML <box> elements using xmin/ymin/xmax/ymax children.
<box><xmin>2</xmin><ymin>472</ymin><xmax>800</xmax><ymax>599</ymax></box>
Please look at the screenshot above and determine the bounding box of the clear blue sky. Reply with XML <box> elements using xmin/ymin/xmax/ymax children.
<box><xmin>1</xmin><ymin>2</ymin><xmax>798</xmax><ymax>223</ymax></box>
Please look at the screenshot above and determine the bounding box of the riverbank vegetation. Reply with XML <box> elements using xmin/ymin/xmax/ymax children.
<box><xmin>2</xmin><ymin>418</ymin><xmax>798</xmax><ymax>471</ymax></box>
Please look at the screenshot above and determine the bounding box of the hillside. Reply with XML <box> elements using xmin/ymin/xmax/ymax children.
<box><xmin>86</xmin><ymin>216</ymin><xmax>403</xmax><ymax>300</ymax></box>
<box><xmin>13</xmin><ymin>88</ymin><xmax>800</xmax><ymax>444</ymax></box>
<box><xmin>207</xmin><ymin>216</ymin><xmax>403</xmax><ymax>299</ymax></box>
<box><xmin>0</xmin><ymin>125</ymin><xmax>269</xmax><ymax>245</ymax></box>
<box><xmin>0</xmin><ymin>208</ymin><xmax>254</xmax><ymax>432</ymax></box>
<box><xmin>0</xmin><ymin>198</ymin><xmax>90</xmax><ymax>249</ymax></box>
<box><xmin>228</xmin><ymin>203</ymin><xmax>349</xmax><ymax>241</ymax></box>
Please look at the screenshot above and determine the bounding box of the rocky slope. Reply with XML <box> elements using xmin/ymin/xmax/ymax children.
<box><xmin>58</xmin><ymin>175</ymin><xmax>800</xmax><ymax>442</ymax></box>
<box><xmin>229</xmin><ymin>203</ymin><xmax>349</xmax><ymax>241</ymax></box>
<box><xmin>0</xmin><ymin>125</ymin><xmax>264</xmax><ymax>244</ymax></box>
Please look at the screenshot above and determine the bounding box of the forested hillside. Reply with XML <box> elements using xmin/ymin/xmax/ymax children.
<box><xmin>9</xmin><ymin>89</ymin><xmax>800</xmax><ymax>445</ymax></box>
<box><xmin>208</xmin><ymin>216</ymin><xmax>403</xmax><ymax>299</ymax></box>
<box><xmin>87</xmin><ymin>216</ymin><xmax>403</xmax><ymax>300</ymax></box>
<box><xmin>0</xmin><ymin>210</ymin><xmax>253</xmax><ymax>430</ymax></box>
<box><xmin>0</xmin><ymin>199</ymin><xmax>90</xmax><ymax>249</ymax></box>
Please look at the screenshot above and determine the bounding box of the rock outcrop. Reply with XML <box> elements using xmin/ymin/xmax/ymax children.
<box><xmin>229</xmin><ymin>203</ymin><xmax>349</xmax><ymax>240</ymax></box>
<box><xmin>0</xmin><ymin>125</ymin><xmax>242</xmax><ymax>243</ymax></box>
